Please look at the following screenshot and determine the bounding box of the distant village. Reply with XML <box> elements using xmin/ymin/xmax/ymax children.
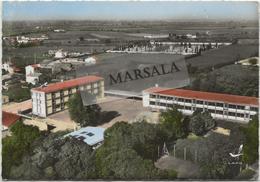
<box><xmin>2</xmin><ymin>48</ymin><xmax>96</xmax><ymax>86</ymax></box>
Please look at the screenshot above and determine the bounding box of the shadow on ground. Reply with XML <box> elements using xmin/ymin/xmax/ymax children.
<box><xmin>98</xmin><ymin>111</ymin><xmax>121</xmax><ymax>124</ymax></box>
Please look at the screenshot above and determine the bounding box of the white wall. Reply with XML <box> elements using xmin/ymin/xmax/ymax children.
<box><xmin>26</xmin><ymin>75</ymin><xmax>40</xmax><ymax>85</ymax></box>
<box><xmin>32</xmin><ymin>90</ymin><xmax>46</xmax><ymax>117</ymax></box>
<box><xmin>25</xmin><ymin>65</ymin><xmax>35</xmax><ymax>76</ymax></box>
<box><xmin>143</xmin><ymin>93</ymin><xmax>256</xmax><ymax>123</ymax></box>
<box><xmin>142</xmin><ymin>91</ymin><xmax>150</xmax><ymax>107</ymax></box>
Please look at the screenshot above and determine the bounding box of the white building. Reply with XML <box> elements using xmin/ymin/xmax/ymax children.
<box><xmin>64</xmin><ymin>127</ymin><xmax>105</xmax><ymax>149</ymax></box>
<box><xmin>143</xmin><ymin>87</ymin><xmax>258</xmax><ymax>123</ymax></box>
<box><xmin>144</xmin><ymin>34</ymin><xmax>169</xmax><ymax>39</ymax></box>
<box><xmin>54</xmin><ymin>29</ymin><xmax>65</xmax><ymax>33</ymax></box>
<box><xmin>60</xmin><ymin>58</ymin><xmax>80</xmax><ymax>63</ymax></box>
<box><xmin>25</xmin><ymin>64</ymin><xmax>42</xmax><ymax>85</ymax></box>
<box><xmin>2</xmin><ymin>62</ymin><xmax>14</xmax><ymax>74</ymax></box>
<box><xmin>31</xmin><ymin>75</ymin><xmax>104</xmax><ymax>117</ymax></box>
<box><xmin>186</xmin><ymin>34</ymin><xmax>197</xmax><ymax>39</ymax></box>
<box><xmin>26</xmin><ymin>73</ymin><xmax>42</xmax><ymax>85</ymax></box>
<box><xmin>55</xmin><ymin>49</ymin><xmax>68</xmax><ymax>58</ymax></box>
<box><xmin>26</xmin><ymin>64</ymin><xmax>41</xmax><ymax>75</ymax></box>
<box><xmin>84</xmin><ymin>57</ymin><xmax>96</xmax><ymax>65</ymax></box>
<box><xmin>16</xmin><ymin>36</ymin><xmax>29</xmax><ymax>44</ymax></box>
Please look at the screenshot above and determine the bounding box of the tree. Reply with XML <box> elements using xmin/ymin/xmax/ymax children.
<box><xmin>67</xmin><ymin>93</ymin><xmax>101</xmax><ymax>126</ymax></box>
<box><xmin>189</xmin><ymin>110</ymin><xmax>215</xmax><ymax>136</ymax></box>
<box><xmin>9</xmin><ymin>132</ymin><xmax>96</xmax><ymax>180</ymax></box>
<box><xmin>2</xmin><ymin>121</ymin><xmax>42</xmax><ymax>178</ymax></box>
<box><xmin>199</xmin><ymin>133</ymin><xmax>238</xmax><ymax>179</ymax></box>
<box><xmin>190</xmin><ymin>117</ymin><xmax>205</xmax><ymax>136</ymax></box>
<box><xmin>103</xmin><ymin>121</ymin><xmax>167</xmax><ymax>160</ymax></box>
<box><xmin>95</xmin><ymin>121</ymin><xmax>172</xmax><ymax>179</ymax></box>
<box><xmin>241</xmin><ymin>115</ymin><xmax>259</xmax><ymax>164</ymax></box>
<box><xmin>96</xmin><ymin>147</ymin><xmax>160</xmax><ymax>179</ymax></box>
<box><xmin>159</xmin><ymin>107</ymin><xmax>187</xmax><ymax>139</ymax></box>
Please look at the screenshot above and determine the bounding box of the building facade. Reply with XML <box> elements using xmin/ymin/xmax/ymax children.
<box><xmin>25</xmin><ymin>64</ymin><xmax>42</xmax><ymax>85</ymax></box>
<box><xmin>31</xmin><ymin>75</ymin><xmax>104</xmax><ymax>117</ymax></box>
<box><xmin>143</xmin><ymin>87</ymin><xmax>258</xmax><ymax>123</ymax></box>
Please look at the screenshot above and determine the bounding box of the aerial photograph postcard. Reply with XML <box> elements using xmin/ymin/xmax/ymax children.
<box><xmin>1</xmin><ymin>1</ymin><xmax>259</xmax><ymax>181</ymax></box>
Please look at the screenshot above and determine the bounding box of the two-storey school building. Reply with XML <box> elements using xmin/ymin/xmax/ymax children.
<box><xmin>143</xmin><ymin>87</ymin><xmax>258</xmax><ymax>123</ymax></box>
<box><xmin>31</xmin><ymin>75</ymin><xmax>104</xmax><ymax>117</ymax></box>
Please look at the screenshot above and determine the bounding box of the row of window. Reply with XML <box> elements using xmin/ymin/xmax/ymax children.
<box><xmin>149</xmin><ymin>95</ymin><xmax>258</xmax><ymax>111</ymax></box>
<box><xmin>47</xmin><ymin>103</ymin><xmax>67</xmax><ymax>115</ymax></box>
<box><xmin>46</xmin><ymin>82</ymin><xmax>102</xmax><ymax>100</ymax></box>
<box><xmin>149</xmin><ymin>101</ymin><xmax>254</xmax><ymax>118</ymax></box>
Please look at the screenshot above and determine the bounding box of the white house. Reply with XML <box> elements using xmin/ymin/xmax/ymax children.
<box><xmin>26</xmin><ymin>64</ymin><xmax>41</xmax><ymax>75</ymax></box>
<box><xmin>16</xmin><ymin>36</ymin><xmax>29</xmax><ymax>44</ymax></box>
<box><xmin>53</xmin><ymin>29</ymin><xmax>65</xmax><ymax>33</ymax></box>
<box><xmin>55</xmin><ymin>49</ymin><xmax>68</xmax><ymax>59</ymax></box>
<box><xmin>2</xmin><ymin>62</ymin><xmax>14</xmax><ymax>74</ymax></box>
<box><xmin>25</xmin><ymin>64</ymin><xmax>42</xmax><ymax>85</ymax></box>
<box><xmin>26</xmin><ymin>73</ymin><xmax>42</xmax><ymax>85</ymax></box>
<box><xmin>84</xmin><ymin>57</ymin><xmax>96</xmax><ymax>65</ymax></box>
<box><xmin>186</xmin><ymin>34</ymin><xmax>197</xmax><ymax>39</ymax></box>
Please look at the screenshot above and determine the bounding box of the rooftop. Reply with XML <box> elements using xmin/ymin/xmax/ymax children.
<box><xmin>32</xmin><ymin>75</ymin><xmax>103</xmax><ymax>93</ymax></box>
<box><xmin>29</xmin><ymin>64</ymin><xmax>41</xmax><ymax>68</ymax></box>
<box><xmin>143</xmin><ymin>87</ymin><xmax>169</xmax><ymax>93</ymax></box>
<box><xmin>2</xmin><ymin>111</ymin><xmax>21</xmax><ymax>127</ymax></box>
<box><xmin>64</xmin><ymin>127</ymin><xmax>105</xmax><ymax>146</ymax></box>
<box><xmin>146</xmin><ymin>87</ymin><xmax>259</xmax><ymax>106</ymax></box>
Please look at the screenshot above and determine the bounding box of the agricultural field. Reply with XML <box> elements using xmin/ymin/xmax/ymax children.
<box><xmin>3</xmin><ymin>20</ymin><xmax>258</xmax><ymax>72</ymax></box>
<box><xmin>186</xmin><ymin>44</ymin><xmax>258</xmax><ymax>69</ymax></box>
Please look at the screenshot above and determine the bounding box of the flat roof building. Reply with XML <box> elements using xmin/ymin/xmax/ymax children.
<box><xmin>31</xmin><ymin>75</ymin><xmax>104</xmax><ymax>117</ymax></box>
<box><xmin>64</xmin><ymin>127</ymin><xmax>105</xmax><ymax>149</ymax></box>
<box><xmin>143</xmin><ymin>87</ymin><xmax>258</xmax><ymax>123</ymax></box>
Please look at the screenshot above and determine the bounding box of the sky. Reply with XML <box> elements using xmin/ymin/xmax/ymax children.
<box><xmin>3</xmin><ymin>1</ymin><xmax>259</xmax><ymax>21</ymax></box>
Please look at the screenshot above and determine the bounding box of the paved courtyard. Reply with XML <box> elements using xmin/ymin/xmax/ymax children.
<box><xmin>48</xmin><ymin>96</ymin><xmax>160</xmax><ymax>129</ymax></box>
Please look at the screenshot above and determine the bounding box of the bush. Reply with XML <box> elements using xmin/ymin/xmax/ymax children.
<box><xmin>4</xmin><ymin>85</ymin><xmax>31</xmax><ymax>102</ymax></box>
<box><xmin>167</xmin><ymin>169</ymin><xmax>178</xmax><ymax>179</ymax></box>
